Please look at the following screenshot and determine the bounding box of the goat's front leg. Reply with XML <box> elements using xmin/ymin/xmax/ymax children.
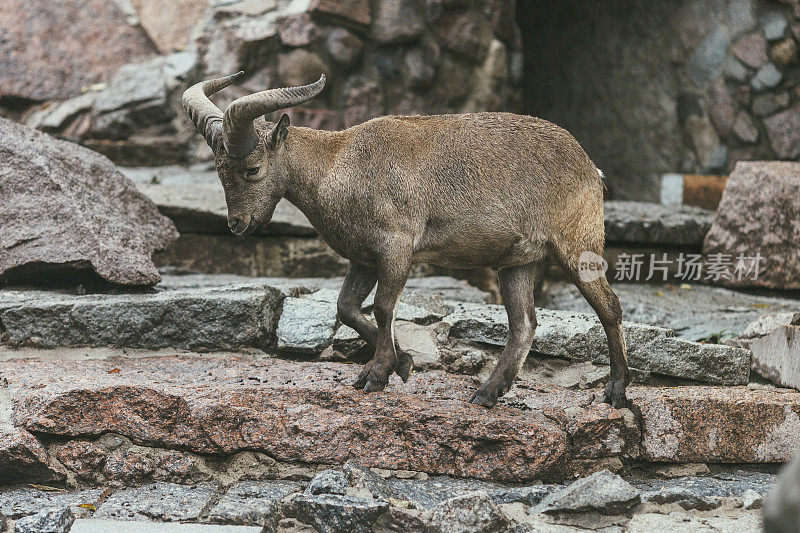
<box><xmin>338</xmin><ymin>262</ymin><xmax>413</xmax><ymax>381</ymax></box>
<box><xmin>353</xmin><ymin>255</ymin><xmax>410</xmax><ymax>393</ymax></box>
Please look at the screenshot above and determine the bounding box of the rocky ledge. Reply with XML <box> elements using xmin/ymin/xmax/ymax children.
<box><xmin>1</xmin><ymin>354</ymin><xmax>799</xmax><ymax>487</ymax></box>
<box><xmin>0</xmin><ymin>274</ymin><xmax>751</xmax><ymax>386</ymax></box>
<box><xmin>0</xmin><ymin>467</ymin><xmax>771</xmax><ymax>532</ymax></box>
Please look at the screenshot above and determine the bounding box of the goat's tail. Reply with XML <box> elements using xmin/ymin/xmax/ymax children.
<box><xmin>596</xmin><ymin>167</ymin><xmax>609</xmax><ymax>200</ymax></box>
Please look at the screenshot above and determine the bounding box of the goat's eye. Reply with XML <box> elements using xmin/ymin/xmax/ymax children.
<box><xmin>246</xmin><ymin>167</ymin><xmax>260</xmax><ymax>177</ymax></box>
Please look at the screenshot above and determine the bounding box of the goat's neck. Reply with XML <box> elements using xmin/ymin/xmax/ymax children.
<box><xmin>281</xmin><ymin>127</ymin><xmax>344</xmax><ymax>217</ymax></box>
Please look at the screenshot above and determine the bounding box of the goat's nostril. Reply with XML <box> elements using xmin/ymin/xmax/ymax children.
<box><xmin>228</xmin><ymin>216</ymin><xmax>243</xmax><ymax>234</ymax></box>
<box><xmin>228</xmin><ymin>215</ymin><xmax>251</xmax><ymax>235</ymax></box>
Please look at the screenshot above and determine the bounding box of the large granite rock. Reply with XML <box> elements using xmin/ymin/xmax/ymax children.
<box><xmin>3</xmin><ymin>356</ymin><xmax>800</xmax><ymax>481</ymax></box>
<box><xmin>443</xmin><ymin>303</ymin><xmax>750</xmax><ymax>385</ymax></box>
<box><xmin>1</xmin><ymin>356</ymin><xmax>595</xmax><ymax>483</ymax></box>
<box><xmin>632</xmin><ymin>387</ymin><xmax>800</xmax><ymax>462</ymax></box>
<box><xmin>737</xmin><ymin>313</ymin><xmax>800</xmax><ymax>390</ymax></box>
<box><xmin>131</xmin><ymin>0</ymin><xmax>208</xmax><ymax>53</ymax></box>
<box><xmin>0</xmin><ymin>117</ymin><xmax>178</xmax><ymax>286</ymax></box>
<box><xmin>703</xmin><ymin>161</ymin><xmax>800</xmax><ymax>290</ymax></box>
<box><xmin>0</xmin><ymin>0</ymin><xmax>157</xmax><ymax>101</ymax></box>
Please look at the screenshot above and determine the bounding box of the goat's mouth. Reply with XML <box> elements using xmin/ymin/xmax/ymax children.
<box><xmin>232</xmin><ymin>223</ymin><xmax>256</xmax><ymax>236</ymax></box>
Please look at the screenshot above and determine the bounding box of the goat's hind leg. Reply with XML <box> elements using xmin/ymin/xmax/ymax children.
<box><xmin>470</xmin><ymin>262</ymin><xmax>540</xmax><ymax>408</ymax></box>
<box><xmin>555</xmin><ymin>251</ymin><xmax>630</xmax><ymax>407</ymax></box>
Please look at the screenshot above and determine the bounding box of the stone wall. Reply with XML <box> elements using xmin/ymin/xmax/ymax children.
<box><xmin>4</xmin><ymin>0</ymin><xmax>522</xmax><ymax>166</ymax></box>
<box><xmin>518</xmin><ymin>0</ymin><xmax>800</xmax><ymax>201</ymax></box>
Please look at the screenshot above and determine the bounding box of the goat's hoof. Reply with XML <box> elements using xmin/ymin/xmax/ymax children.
<box><xmin>396</xmin><ymin>351</ymin><xmax>414</xmax><ymax>383</ymax></box>
<box><xmin>353</xmin><ymin>368</ymin><xmax>370</xmax><ymax>389</ymax></box>
<box><xmin>363</xmin><ymin>376</ymin><xmax>387</xmax><ymax>393</ymax></box>
<box><xmin>603</xmin><ymin>378</ymin><xmax>628</xmax><ymax>409</ymax></box>
<box><xmin>468</xmin><ymin>388</ymin><xmax>498</xmax><ymax>408</ymax></box>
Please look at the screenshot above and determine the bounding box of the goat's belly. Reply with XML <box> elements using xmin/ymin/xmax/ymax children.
<box><xmin>413</xmin><ymin>229</ymin><xmax>548</xmax><ymax>269</ymax></box>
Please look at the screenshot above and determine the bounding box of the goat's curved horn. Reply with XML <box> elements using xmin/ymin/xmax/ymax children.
<box><xmin>181</xmin><ymin>72</ymin><xmax>244</xmax><ymax>152</ymax></box>
<box><xmin>222</xmin><ymin>74</ymin><xmax>326</xmax><ymax>158</ymax></box>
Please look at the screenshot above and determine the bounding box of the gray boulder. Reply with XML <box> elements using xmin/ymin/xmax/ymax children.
<box><xmin>644</xmin><ymin>486</ymin><xmax>721</xmax><ymax>510</ymax></box>
<box><xmin>122</xmin><ymin>166</ymin><xmax>316</xmax><ymax>236</ymax></box>
<box><xmin>277</xmin><ymin>295</ymin><xmax>338</xmax><ymax>354</ymax></box>
<box><xmin>603</xmin><ymin>201</ymin><xmax>713</xmax><ymax>247</ymax></box>
<box><xmin>736</xmin><ymin>313</ymin><xmax>800</xmax><ymax>390</ymax></box>
<box><xmin>13</xmin><ymin>507</ymin><xmax>74</xmax><ymax>533</ymax></box>
<box><xmin>90</xmin><ymin>52</ymin><xmax>196</xmax><ymax>139</ymax></box>
<box><xmin>422</xmin><ymin>491</ymin><xmax>510</xmax><ymax>533</ymax></box>
<box><xmin>281</xmin><ymin>493</ymin><xmax>388</xmax><ymax>533</ymax></box>
<box><xmin>207</xmin><ymin>480</ymin><xmax>301</xmax><ymax>527</ymax></box>
<box><xmin>307</xmin><ymin>470</ymin><xmax>349</xmax><ymax>496</ymax></box>
<box><xmin>0</xmin><ymin>117</ymin><xmax>177</xmax><ymax>286</ymax></box>
<box><xmin>536</xmin><ymin>470</ymin><xmax>641</xmax><ymax>514</ymax></box>
<box><xmin>444</xmin><ymin>303</ymin><xmax>750</xmax><ymax>385</ymax></box>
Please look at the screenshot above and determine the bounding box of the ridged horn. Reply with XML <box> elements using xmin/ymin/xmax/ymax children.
<box><xmin>222</xmin><ymin>74</ymin><xmax>326</xmax><ymax>158</ymax></box>
<box><xmin>181</xmin><ymin>72</ymin><xmax>244</xmax><ymax>153</ymax></box>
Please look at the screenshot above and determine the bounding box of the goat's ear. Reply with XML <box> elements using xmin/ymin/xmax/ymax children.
<box><xmin>267</xmin><ymin>113</ymin><xmax>290</xmax><ymax>150</ymax></box>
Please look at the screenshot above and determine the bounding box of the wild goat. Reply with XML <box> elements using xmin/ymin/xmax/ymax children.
<box><xmin>182</xmin><ymin>73</ymin><xmax>630</xmax><ymax>408</ymax></box>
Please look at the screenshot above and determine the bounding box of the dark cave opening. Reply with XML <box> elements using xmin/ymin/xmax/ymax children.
<box><xmin>515</xmin><ymin>0</ymin><xmax>685</xmax><ymax>201</ymax></box>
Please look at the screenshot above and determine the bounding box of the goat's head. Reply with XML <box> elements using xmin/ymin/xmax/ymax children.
<box><xmin>182</xmin><ymin>72</ymin><xmax>326</xmax><ymax>235</ymax></box>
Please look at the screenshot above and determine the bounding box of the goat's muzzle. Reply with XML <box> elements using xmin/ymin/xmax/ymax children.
<box><xmin>228</xmin><ymin>213</ymin><xmax>252</xmax><ymax>236</ymax></box>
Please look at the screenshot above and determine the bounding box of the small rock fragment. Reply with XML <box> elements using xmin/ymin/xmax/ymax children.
<box><xmin>307</xmin><ymin>469</ymin><xmax>349</xmax><ymax>495</ymax></box>
<box><xmin>281</xmin><ymin>493</ymin><xmax>388</xmax><ymax>533</ymax></box>
<box><xmin>645</xmin><ymin>486</ymin><xmax>721</xmax><ymax>511</ymax></box>
<box><xmin>422</xmin><ymin>491</ymin><xmax>510</xmax><ymax>533</ymax></box>
<box><xmin>13</xmin><ymin>507</ymin><xmax>74</xmax><ymax>533</ymax></box>
<box><xmin>742</xmin><ymin>488</ymin><xmax>763</xmax><ymax>509</ymax></box>
<box><xmin>751</xmin><ymin>63</ymin><xmax>783</xmax><ymax>91</ymax></box>
<box><xmin>536</xmin><ymin>470</ymin><xmax>641</xmax><ymax>514</ymax></box>
<box><xmin>342</xmin><ymin>461</ymin><xmax>398</xmax><ymax>501</ymax></box>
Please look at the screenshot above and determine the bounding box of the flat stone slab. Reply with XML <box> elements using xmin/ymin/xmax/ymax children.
<box><xmin>2</xmin><ymin>356</ymin><xmax>799</xmax><ymax>480</ymax></box>
<box><xmin>631</xmin><ymin>386</ymin><xmax>800</xmax><ymax>462</ymax></box>
<box><xmin>1</xmin><ymin>356</ymin><xmax>626</xmax><ymax>483</ymax></box>
<box><xmin>1</xmin><ymin>278</ymin><xmax>749</xmax><ymax>386</ymax></box>
<box><xmin>541</xmin><ymin>281</ymin><xmax>800</xmax><ymax>342</ymax></box>
<box><xmin>71</xmin><ymin>520</ymin><xmax>262</xmax><ymax>532</ymax></box>
<box><xmin>93</xmin><ymin>482</ymin><xmax>217</xmax><ymax>521</ymax></box>
<box><xmin>604</xmin><ymin>201</ymin><xmax>714</xmax><ymax>247</ymax></box>
<box><xmin>122</xmin><ymin>167</ymin><xmax>315</xmax><ymax>236</ymax></box>
<box><xmin>0</xmin><ymin>284</ymin><xmax>284</xmax><ymax>351</ymax></box>
<box><xmin>444</xmin><ymin>303</ymin><xmax>751</xmax><ymax>385</ymax></box>
<box><xmin>0</xmin><ymin>275</ymin><xmax>482</xmax><ymax>352</ymax></box>
<box><xmin>0</xmin><ymin>488</ymin><xmax>105</xmax><ymax>519</ymax></box>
